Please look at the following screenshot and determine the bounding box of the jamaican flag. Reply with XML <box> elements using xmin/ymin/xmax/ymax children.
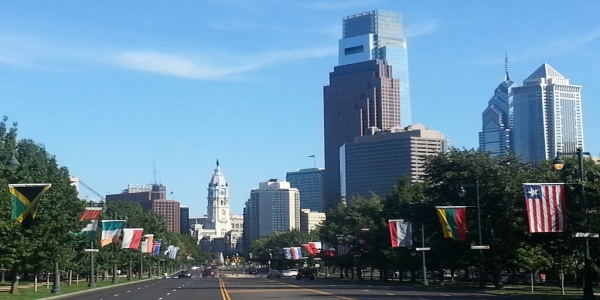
<box><xmin>10</xmin><ymin>183</ymin><xmax>52</xmax><ymax>229</ymax></box>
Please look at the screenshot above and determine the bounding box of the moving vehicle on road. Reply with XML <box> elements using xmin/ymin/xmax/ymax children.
<box><xmin>289</xmin><ymin>269</ymin><xmax>298</xmax><ymax>276</ymax></box>
<box><xmin>247</xmin><ymin>266</ymin><xmax>258</xmax><ymax>274</ymax></box>
<box><xmin>178</xmin><ymin>270</ymin><xmax>192</xmax><ymax>278</ymax></box>
<box><xmin>202</xmin><ymin>268</ymin><xmax>216</xmax><ymax>277</ymax></box>
<box><xmin>267</xmin><ymin>270</ymin><xmax>281</xmax><ymax>278</ymax></box>
<box><xmin>281</xmin><ymin>270</ymin><xmax>293</xmax><ymax>278</ymax></box>
<box><xmin>296</xmin><ymin>269</ymin><xmax>315</xmax><ymax>280</ymax></box>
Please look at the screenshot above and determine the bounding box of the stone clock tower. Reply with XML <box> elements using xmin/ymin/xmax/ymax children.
<box><xmin>206</xmin><ymin>160</ymin><xmax>231</xmax><ymax>237</ymax></box>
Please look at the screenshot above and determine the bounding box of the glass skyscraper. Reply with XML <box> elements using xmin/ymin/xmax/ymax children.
<box><xmin>338</xmin><ymin>10</ymin><xmax>411</xmax><ymax>126</ymax></box>
<box><xmin>512</xmin><ymin>64</ymin><xmax>584</xmax><ymax>163</ymax></box>
<box><xmin>479</xmin><ymin>59</ymin><xmax>514</xmax><ymax>156</ymax></box>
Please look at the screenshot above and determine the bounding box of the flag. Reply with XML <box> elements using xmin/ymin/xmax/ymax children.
<box><xmin>140</xmin><ymin>239</ymin><xmax>147</xmax><ymax>252</ymax></box>
<box><xmin>389</xmin><ymin>219</ymin><xmax>413</xmax><ymax>247</ymax></box>
<box><xmin>153</xmin><ymin>239</ymin><xmax>162</xmax><ymax>256</ymax></box>
<box><xmin>100</xmin><ymin>220</ymin><xmax>125</xmax><ymax>247</ymax></box>
<box><xmin>121</xmin><ymin>228</ymin><xmax>144</xmax><ymax>249</ymax></box>
<box><xmin>283</xmin><ymin>248</ymin><xmax>291</xmax><ymax>259</ymax></box>
<box><xmin>436</xmin><ymin>206</ymin><xmax>467</xmax><ymax>241</ymax></box>
<box><xmin>337</xmin><ymin>244</ymin><xmax>351</xmax><ymax>255</ymax></box>
<box><xmin>523</xmin><ymin>183</ymin><xmax>566</xmax><ymax>233</ymax></box>
<box><xmin>164</xmin><ymin>245</ymin><xmax>175</xmax><ymax>256</ymax></box>
<box><xmin>170</xmin><ymin>191</ymin><xmax>173</xmax><ymax>195</ymax></box>
<box><xmin>80</xmin><ymin>207</ymin><xmax>102</xmax><ymax>241</ymax></box>
<box><xmin>308</xmin><ymin>155</ymin><xmax>315</xmax><ymax>158</ymax></box>
<box><xmin>169</xmin><ymin>247</ymin><xmax>180</xmax><ymax>259</ymax></box>
<box><xmin>9</xmin><ymin>183</ymin><xmax>52</xmax><ymax>229</ymax></box>
<box><xmin>144</xmin><ymin>234</ymin><xmax>154</xmax><ymax>253</ymax></box>
<box><xmin>291</xmin><ymin>247</ymin><xmax>302</xmax><ymax>259</ymax></box>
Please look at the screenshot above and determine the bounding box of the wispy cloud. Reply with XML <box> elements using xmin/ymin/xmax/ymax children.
<box><xmin>405</xmin><ymin>20</ymin><xmax>440</xmax><ymax>38</ymax></box>
<box><xmin>115</xmin><ymin>46</ymin><xmax>336</xmax><ymax>80</ymax></box>
<box><xmin>476</xmin><ymin>29</ymin><xmax>600</xmax><ymax>65</ymax></box>
<box><xmin>512</xmin><ymin>29</ymin><xmax>600</xmax><ymax>62</ymax></box>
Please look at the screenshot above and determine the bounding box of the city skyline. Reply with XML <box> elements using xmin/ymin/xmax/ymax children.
<box><xmin>2</xmin><ymin>1</ymin><xmax>600</xmax><ymax>217</ymax></box>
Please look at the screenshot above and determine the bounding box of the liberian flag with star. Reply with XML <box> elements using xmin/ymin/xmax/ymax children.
<box><xmin>523</xmin><ymin>183</ymin><xmax>566</xmax><ymax>233</ymax></box>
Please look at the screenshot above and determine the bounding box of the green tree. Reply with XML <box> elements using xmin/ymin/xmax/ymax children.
<box><xmin>516</xmin><ymin>245</ymin><xmax>552</xmax><ymax>292</ymax></box>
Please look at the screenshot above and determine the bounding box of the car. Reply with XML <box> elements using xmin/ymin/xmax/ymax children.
<box><xmin>178</xmin><ymin>270</ymin><xmax>191</xmax><ymax>278</ymax></box>
<box><xmin>281</xmin><ymin>270</ymin><xmax>293</xmax><ymax>278</ymax></box>
<box><xmin>289</xmin><ymin>269</ymin><xmax>298</xmax><ymax>276</ymax></box>
<box><xmin>296</xmin><ymin>269</ymin><xmax>315</xmax><ymax>280</ymax></box>
<box><xmin>247</xmin><ymin>266</ymin><xmax>258</xmax><ymax>274</ymax></box>
<box><xmin>267</xmin><ymin>270</ymin><xmax>281</xmax><ymax>278</ymax></box>
<box><xmin>202</xmin><ymin>268</ymin><xmax>215</xmax><ymax>277</ymax></box>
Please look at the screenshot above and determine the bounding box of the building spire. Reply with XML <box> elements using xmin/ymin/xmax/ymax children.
<box><xmin>504</xmin><ymin>52</ymin><xmax>510</xmax><ymax>81</ymax></box>
<box><xmin>216</xmin><ymin>159</ymin><xmax>219</xmax><ymax>167</ymax></box>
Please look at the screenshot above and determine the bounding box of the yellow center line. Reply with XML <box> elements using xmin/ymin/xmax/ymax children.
<box><xmin>219</xmin><ymin>277</ymin><xmax>232</xmax><ymax>300</ymax></box>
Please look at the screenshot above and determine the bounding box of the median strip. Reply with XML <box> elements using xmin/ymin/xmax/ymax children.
<box><xmin>219</xmin><ymin>277</ymin><xmax>232</xmax><ymax>300</ymax></box>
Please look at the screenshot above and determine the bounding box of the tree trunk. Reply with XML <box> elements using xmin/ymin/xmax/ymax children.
<box><xmin>34</xmin><ymin>275</ymin><xmax>38</xmax><ymax>291</ymax></box>
<box><xmin>1</xmin><ymin>270</ymin><xmax>5</xmax><ymax>282</ymax></box>
<box><xmin>68</xmin><ymin>270</ymin><xmax>72</xmax><ymax>286</ymax></box>
<box><xmin>46</xmin><ymin>272</ymin><xmax>50</xmax><ymax>288</ymax></box>
<box><xmin>530</xmin><ymin>270</ymin><xmax>534</xmax><ymax>293</ymax></box>
<box><xmin>9</xmin><ymin>268</ymin><xmax>19</xmax><ymax>295</ymax></box>
<box><xmin>560</xmin><ymin>271</ymin><xmax>565</xmax><ymax>295</ymax></box>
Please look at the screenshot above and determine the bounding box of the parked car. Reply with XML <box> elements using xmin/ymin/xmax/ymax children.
<box><xmin>281</xmin><ymin>270</ymin><xmax>293</xmax><ymax>278</ymax></box>
<box><xmin>178</xmin><ymin>270</ymin><xmax>192</xmax><ymax>278</ymax></box>
<box><xmin>289</xmin><ymin>269</ymin><xmax>299</xmax><ymax>276</ymax></box>
<box><xmin>267</xmin><ymin>270</ymin><xmax>281</xmax><ymax>278</ymax></box>
<box><xmin>296</xmin><ymin>269</ymin><xmax>315</xmax><ymax>280</ymax></box>
<box><xmin>247</xmin><ymin>266</ymin><xmax>258</xmax><ymax>274</ymax></box>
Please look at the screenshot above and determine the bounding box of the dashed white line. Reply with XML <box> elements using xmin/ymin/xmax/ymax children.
<box><xmin>113</xmin><ymin>294</ymin><xmax>119</xmax><ymax>296</ymax></box>
<box><xmin>386</xmin><ymin>293</ymin><xmax>394</xmax><ymax>296</ymax></box>
<box><xmin>166</xmin><ymin>293</ymin><xmax>171</xmax><ymax>295</ymax></box>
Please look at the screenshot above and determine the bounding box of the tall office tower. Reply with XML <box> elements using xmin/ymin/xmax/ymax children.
<box><xmin>340</xmin><ymin>124</ymin><xmax>448</xmax><ymax>200</ymax></box>
<box><xmin>479</xmin><ymin>58</ymin><xmax>514</xmax><ymax>156</ymax></box>
<box><xmin>339</xmin><ymin>10</ymin><xmax>411</xmax><ymax>126</ymax></box>
<box><xmin>152</xmin><ymin>200</ymin><xmax>181</xmax><ymax>233</ymax></box>
<box><xmin>512</xmin><ymin>64</ymin><xmax>583</xmax><ymax>164</ymax></box>
<box><xmin>244</xmin><ymin>179</ymin><xmax>300</xmax><ymax>246</ymax></box>
<box><xmin>286</xmin><ymin>168</ymin><xmax>325</xmax><ymax>212</ymax></box>
<box><xmin>206</xmin><ymin>160</ymin><xmax>231</xmax><ymax>237</ymax></box>
<box><xmin>323</xmin><ymin>59</ymin><xmax>400</xmax><ymax>210</ymax></box>
<box><xmin>179</xmin><ymin>206</ymin><xmax>190</xmax><ymax>235</ymax></box>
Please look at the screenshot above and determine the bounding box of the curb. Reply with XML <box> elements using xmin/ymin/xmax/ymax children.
<box><xmin>40</xmin><ymin>272</ymin><xmax>179</xmax><ymax>300</ymax></box>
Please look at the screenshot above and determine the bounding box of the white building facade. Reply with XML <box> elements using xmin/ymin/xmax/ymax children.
<box><xmin>192</xmin><ymin>161</ymin><xmax>242</xmax><ymax>255</ymax></box>
<box><xmin>300</xmin><ymin>209</ymin><xmax>326</xmax><ymax>234</ymax></box>
<box><xmin>243</xmin><ymin>180</ymin><xmax>300</xmax><ymax>246</ymax></box>
<box><xmin>512</xmin><ymin>64</ymin><xmax>584</xmax><ymax>164</ymax></box>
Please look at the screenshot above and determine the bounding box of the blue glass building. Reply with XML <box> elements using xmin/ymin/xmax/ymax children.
<box><xmin>338</xmin><ymin>10</ymin><xmax>411</xmax><ymax>126</ymax></box>
<box><xmin>479</xmin><ymin>58</ymin><xmax>514</xmax><ymax>156</ymax></box>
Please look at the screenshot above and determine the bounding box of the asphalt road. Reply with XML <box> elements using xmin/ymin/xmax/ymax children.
<box><xmin>220</xmin><ymin>273</ymin><xmax>550</xmax><ymax>300</ymax></box>
<box><xmin>46</xmin><ymin>269</ymin><xmax>558</xmax><ymax>300</ymax></box>
<box><xmin>51</xmin><ymin>270</ymin><xmax>222</xmax><ymax>300</ymax></box>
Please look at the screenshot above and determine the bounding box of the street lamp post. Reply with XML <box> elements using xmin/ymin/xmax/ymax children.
<box><xmin>0</xmin><ymin>153</ymin><xmax>20</xmax><ymax>171</ymax></box>
<box><xmin>459</xmin><ymin>181</ymin><xmax>488</xmax><ymax>291</ymax></box>
<box><xmin>50</xmin><ymin>261</ymin><xmax>61</xmax><ymax>294</ymax></box>
<box><xmin>554</xmin><ymin>148</ymin><xmax>595</xmax><ymax>300</ymax></box>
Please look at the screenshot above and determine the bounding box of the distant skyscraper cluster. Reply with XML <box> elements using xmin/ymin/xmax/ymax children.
<box><xmin>323</xmin><ymin>10</ymin><xmax>448</xmax><ymax>210</ymax></box>
<box><xmin>479</xmin><ymin>62</ymin><xmax>584</xmax><ymax>163</ymax></box>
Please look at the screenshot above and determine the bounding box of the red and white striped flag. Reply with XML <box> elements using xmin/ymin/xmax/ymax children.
<box><xmin>389</xmin><ymin>219</ymin><xmax>412</xmax><ymax>247</ymax></box>
<box><xmin>121</xmin><ymin>228</ymin><xmax>144</xmax><ymax>249</ymax></box>
<box><xmin>523</xmin><ymin>183</ymin><xmax>566</xmax><ymax>233</ymax></box>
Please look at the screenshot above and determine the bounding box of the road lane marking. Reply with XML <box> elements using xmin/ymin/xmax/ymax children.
<box><xmin>269</xmin><ymin>281</ymin><xmax>356</xmax><ymax>300</ymax></box>
<box><xmin>219</xmin><ymin>277</ymin><xmax>232</xmax><ymax>300</ymax></box>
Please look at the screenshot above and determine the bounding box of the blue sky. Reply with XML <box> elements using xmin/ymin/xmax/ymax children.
<box><xmin>2</xmin><ymin>1</ymin><xmax>600</xmax><ymax>217</ymax></box>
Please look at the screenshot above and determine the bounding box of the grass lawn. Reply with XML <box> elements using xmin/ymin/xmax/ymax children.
<box><xmin>0</xmin><ymin>276</ymin><xmax>153</xmax><ymax>300</ymax></box>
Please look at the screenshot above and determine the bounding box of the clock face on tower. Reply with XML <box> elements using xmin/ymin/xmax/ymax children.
<box><xmin>220</xmin><ymin>190</ymin><xmax>225</xmax><ymax>196</ymax></box>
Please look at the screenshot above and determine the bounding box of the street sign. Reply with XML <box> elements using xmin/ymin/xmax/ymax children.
<box><xmin>315</xmin><ymin>264</ymin><xmax>320</xmax><ymax>267</ymax></box>
<box><xmin>573</xmin><ymin>232</ymin><xmax>600</xmax><ymax>238</ymax></box>
<box><xmin>84</xmin><ymin>249</ymin><xmax>99</xmax><ymax>253</ymax></box>
<box><xmin>415</xmin><ymin>247</ymin><xmax>431</xmax><ymax>251</ymax></box>
<box><xmin>471</xmin><ymin>245</ymin><xmax>490</xmax><ymax>250</ymax></box>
